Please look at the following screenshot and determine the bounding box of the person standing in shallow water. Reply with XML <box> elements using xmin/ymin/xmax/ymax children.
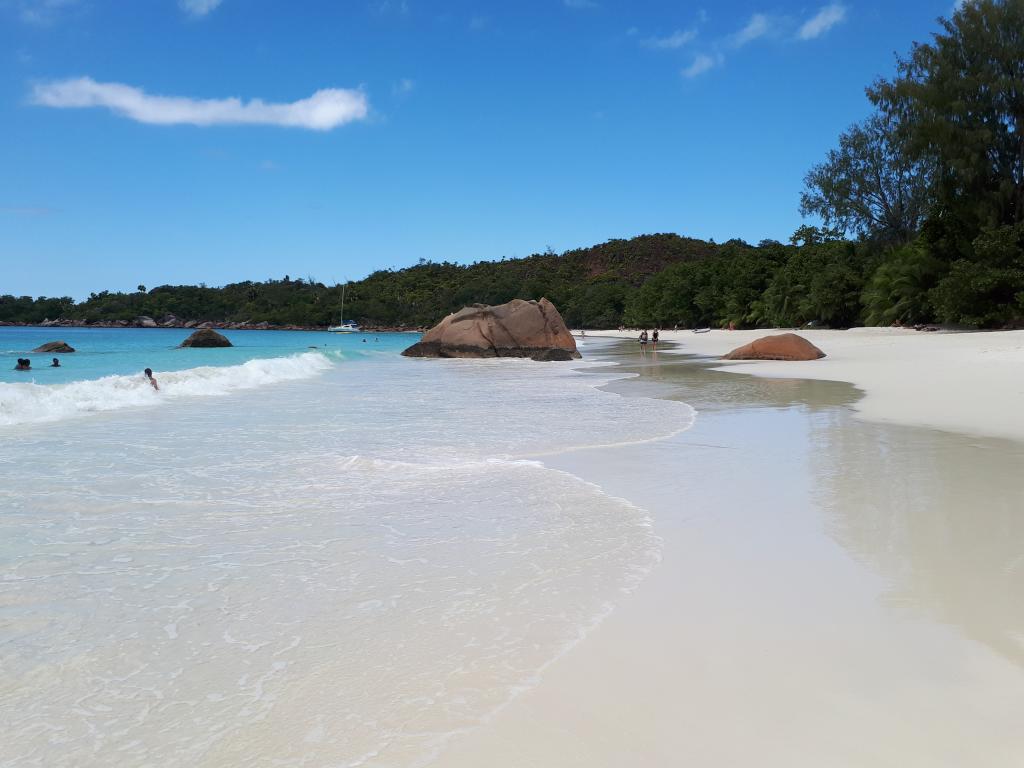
<box><xmin>144</xmin><ymin>368</ymin><xmax>159</xmax><ymax>391</ymax></box>
<box><xmin>652</xmin><ymin>329</ymin><xmax>659</xmax><ymax>350</ymax></box>
<box><xmin>14</xmin><ymin>358</ymin><xmax>31</xmax><ymax>370</ymax></box>
<box><xmin>638</xmin><ymin>329</ymin><xmax>649</xmax><ymax>355</ymax></box>
<box><xmin>51</xmin><ymin>358</ymin><xmax>60</xmax><ymax>367</ymax></box>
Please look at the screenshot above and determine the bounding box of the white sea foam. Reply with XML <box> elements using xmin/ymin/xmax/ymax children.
<box><xmin>0</xmin><ymin>351</ymin><xmax>333</xmax><ymax>427</ymax></box>
<box><xmin>0</xmin><ymin>346</ymin><xmax>695</xmax><ymax>767</ymax></box>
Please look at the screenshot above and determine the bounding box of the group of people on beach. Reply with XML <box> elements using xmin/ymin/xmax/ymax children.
<box><xmin>638</xmin><ymin>329</ymin><xmax>660</xmax><ymax>354</ymax></box>
<box><xmin>13</xmin><ymin>357</ymin><xmax>61</xmax><ymax>371</ymax></box>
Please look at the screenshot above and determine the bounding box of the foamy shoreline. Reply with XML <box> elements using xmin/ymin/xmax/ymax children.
<box><xmin>586</xmin><ymin>327</ymin><xmax>1024</xmax><ymax>444</ymax></box>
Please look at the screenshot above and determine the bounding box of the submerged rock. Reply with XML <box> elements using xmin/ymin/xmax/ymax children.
<box><xmin>402</xmin><ymin>298</ymin><xmax>581</xmax><ymax>361</ymax></box>
<box><xmin>32</xmin><ymin>340</ymin><xmax>75</xmax><ymax>353</ymax></box>
<box><xmin>722</xmin><ymin>333</ymin><xmax>825</xmax><ymax>361</ymax></box>
<box><xmin>179</xmin><ymin>329</ymin><xmax>233</xmax><ymax>348</ymax></box>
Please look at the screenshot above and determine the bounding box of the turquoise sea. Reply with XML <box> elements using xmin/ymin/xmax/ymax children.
<box><xmin>0</xmin><ymin>326</ymin><xmax>408</xmax><ymax>385</ymax></box>
<box><xmin>0</xmin><ymin>327</ymin><xmax>412</xmax><ymax>426</ymax></box>
<box><xmin>0</xmin><ymin>328</ymin><xmax>694</xmax><ymax>767</ymax></box>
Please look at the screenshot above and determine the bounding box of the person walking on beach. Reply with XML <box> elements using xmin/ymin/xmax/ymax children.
<box><xmin>144</xmin><ymin>368</ymin><xmax>159</xmax><ymax>391</ymax></box>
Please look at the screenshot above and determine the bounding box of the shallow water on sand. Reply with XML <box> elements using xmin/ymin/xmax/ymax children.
<box><xmin>0</xmin><ymin>337</ymin><xmax>693</xmax><ymax>767</ymax></box>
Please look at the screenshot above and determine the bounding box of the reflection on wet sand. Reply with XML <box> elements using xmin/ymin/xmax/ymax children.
<box><xmin>809</xmin><ymin>412</ymin><xmax>1024</xmax><ymax>669</ymax></box>
<box><xmin>593</xmin><ymin>340</ymin><xmax>858</xmax><ymax>413</ymax></box>
<box><xmin>591</xmin><ymin>338</ymin><xmax>1024</xmax><ymax>671</ymax></box>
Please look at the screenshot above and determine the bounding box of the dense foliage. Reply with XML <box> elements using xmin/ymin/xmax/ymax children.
<box><xmin>1</xmin><ymin>235</ymin><xmax>717</xmax><ymax>329</ymax></box>
<box><xmin>4</xmin><ymin>2</ymin><xmax>1023</xmax><ymax>330</ymax></box>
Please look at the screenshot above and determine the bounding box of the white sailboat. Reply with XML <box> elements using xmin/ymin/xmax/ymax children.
<box><xmin>328</xmin><ymin>283</ymin><xmax>361</xmax><ymax>333</ymax></box>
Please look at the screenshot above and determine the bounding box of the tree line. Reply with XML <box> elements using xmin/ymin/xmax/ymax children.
<box><xmin>2</xmin><ymin>1</ymin><xmax>1022</xmax><ymax>331</ymax></box>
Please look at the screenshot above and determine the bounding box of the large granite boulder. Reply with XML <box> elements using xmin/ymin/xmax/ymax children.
<box><xmin>403</xmin><ymin>298</ymin><xmax>581</xmax><ymax>361</ymax></box>
<box><xmin>723</xmin><ymin>333</ymin><xmax>825</xmax><ymax>361</ymax></box>
<box><xmin>135</xmin><ymin>316</ymin><xmax>158</xmax><ymax>328</ymax></box>
<box><xmin>180</xmin><ymin>329</ymin><xmax>233</xmax><ymax>348</ymax></box>
<box><xmin>32</xmin><ymin>340</ymin><xmax>75</xmax><ymax>353</ymax></box>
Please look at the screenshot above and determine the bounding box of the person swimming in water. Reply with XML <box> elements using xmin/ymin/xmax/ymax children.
<box><xmin>14</xmin><ymin>358</ymin><xmax>31</xmax><ymax>371</ymax></box>
<box><xmin>144</xmin><ymin>368</ymin><xmax>159</xmax><ymax>391</ymax></box>
<box><xmin>51</xmin><ymin>357</ymin><xmax>60</xmax><ymax>367</ymax></box>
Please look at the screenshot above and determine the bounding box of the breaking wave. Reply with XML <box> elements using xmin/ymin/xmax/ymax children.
<box><xmin>0</xmin><ymin>352</ymin><xmax>334</xmax><ymax>427</ymax></box>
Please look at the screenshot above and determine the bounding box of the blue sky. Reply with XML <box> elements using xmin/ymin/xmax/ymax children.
<box><xmin>3</xmin><ymin>0</ymin><xmax>958</xmax><ymax>298</ymax></box>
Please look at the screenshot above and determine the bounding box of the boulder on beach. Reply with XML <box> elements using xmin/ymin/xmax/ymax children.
<box><xmin>135</xmin><ymin>316</ymin><xmax>158</xmax><ymax>328</ymax></box>
<box><xmin>32</xmin><ymin>340</ymin><xmax>75</xmax><ymax>353</ymax></box>
<box><xmin>179</xmin><ymin>329</ymin><xmax>233</xmax><ymax>348</ymax></box>
<box><xmin>722</xmin><ymin>333</ymin><xmax>825</xmax><ymax>361</ymax></box>
<box><xmin>402</xmin><ymin>298</ymin><xmax>581</xmax><ymax>361</ymax></box>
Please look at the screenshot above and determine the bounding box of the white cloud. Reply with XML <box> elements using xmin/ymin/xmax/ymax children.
<box><xmin>643</xmin><ymin>29</ymin><xmax>698</xmax><ymax>49</ymax></box>
<box><xmin>732</xmin><ymin>13</ymin><xmax>770</xmax><ymax>47</ymax></box>
<box><xmin>31</xmin><ymin>77</ymin><xmax>370</xmax><ymax>131</ymax></box>
<box><xmin>681</xmin><ymin>53</ymin><xmax>718</xmax><ymax>79</ymax></box>
<box><xmin>180</xmin><ymin>0</ymin><xmax>222</xmax><ymax>17</ymax></box>
<box><xmin>798</xmin><ymin>3</ymin><xmax>847</xmax><ymax>40</ymax></box>
<box><xmin>392</xmin><ymin>78</ymin><xmax>415</xmax><ymax>96</ymax></box>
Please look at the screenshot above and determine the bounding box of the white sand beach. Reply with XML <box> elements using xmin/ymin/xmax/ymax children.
<box><xmin>433</xmin><ymin>333</ymin><xmax>1024</xmax><ymax>767</ymax></box>
<box><xmin>599</xmin><ymin>327</ymin><xmax>1024</xmax><ymax>442</ymax></box>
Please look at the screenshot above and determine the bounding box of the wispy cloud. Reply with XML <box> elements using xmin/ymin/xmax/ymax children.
<box><xmin>643</xmin><ymin>29</ymin><xmax>697</xmax><ymax>50</ymax></box>
<box><xmin>180</xmin><ymin>0</ymin><xmax>222</xmax><ymax>17</ymax></box>
<box><xmin>15</xmin><ymin>0</ymin><xmax>78</xmax><ymax>26</ymax></box>
<box><xmin>31</xmin><ymin>77</ymin><xmax>370</xmax><ymax>131</ymax></box>
<box><xmin>731</xmin><ymin>13</ymin><xmax>770</xmax><ymax>47</ymax></box>
<box><xmin>373</xmin><ymin>0</ymin><xmax>409</xmax><ymax>14</ymax></box>
<box><xmin>798</xmin><ymin>3</ymin><xmax>846</xmax><ymax>40</ymax></box>
<box><xmin>681</xmin><ymin>53</ymin><xmax>718</xmax><ymax>79</ymax></box>
<box><xmin>392</xmin><ymin>78</ymin><xmax>415</xmax><ymax>96</ymax></box>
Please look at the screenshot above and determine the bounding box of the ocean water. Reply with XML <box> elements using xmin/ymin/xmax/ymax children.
<box><xmin>0</xmin><ymin>330</ymin><xmax>695</xmax><ymax>767</ymax></box>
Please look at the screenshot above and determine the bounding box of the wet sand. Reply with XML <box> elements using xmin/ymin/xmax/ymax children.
<box><xmin>596</xmin><ymin>327</ymin><xmax>1024</xmax><ymax>442</ymax></box>
<box><xmin>433</xmin><ymin>341</ymin><xmax>1024</xmax><ymax>767</ymax></box>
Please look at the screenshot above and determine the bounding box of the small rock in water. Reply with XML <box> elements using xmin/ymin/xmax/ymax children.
<box><xmin>32</xmin><ymin>340</ymin><xmax>75</xmax><ymax>353</ymax></box>
<box><xmin>179</xmin><ymin>329</ymin><xmax>233</xmax><ymax>348</ymax></box>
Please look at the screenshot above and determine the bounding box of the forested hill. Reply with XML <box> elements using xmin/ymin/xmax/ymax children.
<box><xmin>0</xmin><ymin>234</ymin><xmax>717</xmax><ymax>330</ymax></box>
<box><xmin>353</xmin><ymin>234</ymin><xmax>715</xmax><ymax>328</ymax></box>
<box><xmin>3</xmin><ymin>220</ymin><xmax>1023</xmax><ymax>330</ymax></box>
